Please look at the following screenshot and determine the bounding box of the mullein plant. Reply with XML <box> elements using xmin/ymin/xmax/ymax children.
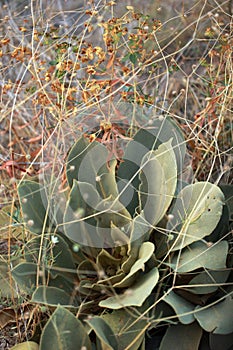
<box><xmin>12</xmin><ymin>115</ymin><xmax>232</xmax><ymax>350</ymax></box>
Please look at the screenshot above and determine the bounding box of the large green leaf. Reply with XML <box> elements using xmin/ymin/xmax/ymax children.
<box><xmin>64</xmin><ymin>180</ymin><xmax>131</xmax><ymax>248</ymax></box>
<box><xmin>194</xmin><ymin>294</ymin><xmax>233</xmax><ymax>334</ymax></box>
<box><xmin>96</xmin><ymin>248</ymin><xmax>122</xmax><ymax>280</ymax></box>
<box><xmin>117</xmin><ymin>117</ymin><xmax>185</xmax><ymax>216</ymax></box>
<box><xmin>96</xmin><ymin>159</ymin><xmax>119</xmax><ymax>199</ymax></box>
<box><xmin>48</xmin><ymin>274</ymin><xmax>78</xmax><ymax>296</ymax></box>
<box><xmin>66</xmin><ymin>136</ymin><xmax>119</xmax><ymax>200</ymax></box>
<box><xmin>77</xmin><ymin>259</ymin><xmax>98</xmax><ymax>282</ymax></box>
<box><xmin>166</xmin><ymin>182</ymin><xmax>225</xmax><ymax>251</ymax></box>
<box><xmin>220</xmin><ymin>184</ymin><xmax>233</xmax><ymax>220</ymax></box>
<box><xmin>18</xmin><ymin>181</ymin><xmax>48</xmax><ymax>233</ymax></box>
<box><xmin>11</xmin><ymin>262</ymin><xmax>37</xmax><ymax>293</ymax></box>
<box><xmin>99</xmin><ymin>267</ymin><xmax>159</xmax><ymax>309</ymax></box>
<box><xmin>39</xmin><ymin>305</ymin><xmax>91</xmax><ymax>350</ymax></box>
<box><xmin>24</xmin><ymin>233</ymin><xmax>76</xmax><ymax>271</ymax></box>
<box><xmin>63</xmin><ymin>180</ymin><xmax>99</xmax><ymax>247</ymax></box>
<box><xmin>32</xmin><ymin>286</ymin><xmax>79</xmax><ymax>307</ymax></box>
<box><xmin>66</xmin><ymin>136</ymin><xmax>93</xmax><ymax>187</ymax></box>
<box><xmin>113</xmin><ymin>242</ymin><xmax>155</xmax><ymax>288</ymax></box>
<box><xmin>124</xmin><ymin>141</ymin><xmax>177</xmax><ymax>250</ymax></box>
<box><xmin>0</xmin><ymin>205</ymin><xmax>22</xmax><ymax>239</ymax></box>
<box><xmin>120</xmin><ymin>214</ymin><xmax>156</xmax><ymax>276</ymax></box>
<box><xmin>24</xmin><ymin>235</ymin><xmax>45</xmax><ymax>264</ymax></box>
<box><xmin>0</xmin><ymin>260</ymin><xmax>19</xmax><ymax>298</ymax></box>
<box><xmin>159</xmin><ymin>322</ymin><xmax>203</xmax><ymax>350</ymax></box>
<box><xmin>187</xmin><ymin>269</ymin><xmax>231</xmax><ymax>294</ymax></box>
<box><xmin>136</xmin><ymin>116</ymin><xmax>186</xmax><ymax>175</ymax></box>
<box><xmin>86</xmin><ymin>316</ymin><xmax>118</xmax><ymax>350</ymax></box>
<box><xmin>95</xmin><ymin>197</ymin><xmax>131</xmax><ymax>230</ymax></box>
<box><xmin>65</xmin><ymin>179</ymin><xmax>99</xmax><ymax>215</ymax></box>
<box><xmin>110</xmin><ymin>222</ymin><xmax>130</xmax><ymax>247</ymax></box>
<box><xmin>209</xmin><ymin>332</ymin><xmax>233</xmax><ymax>350</ymax></box>
<box><xmin>49</xmin><ymin>233</ymin><xmax>76</xmax><ymax>271</ymax></box>
<box><xmin>117</xmin><ymin>138</ymin><xmax>148</xmax><ymax>216</ymax></box>
<box><xmin>139</xmin><ymin>139</ymin><xmax>177</xmax><ymax>221</ymax></box>
<box><xmin>139</xmin><ymin>139</ymin><xmax>177</xmax><ymax>226</ymax></box>
<box><xmin>11</xmin><ymin>342</ymin><xmax>39</xmax><ymax>350</ymax></box>
<box><xmin>163</xmin><ymin>291</ymin><xmax>195</xmax><ymax>324</ymax></box>
<box><xmin>169</xmin><ymin>241</ymin><xmax>228</xmax><ymax>273</ymax></box>
<box><xmin>101</xmin><ymin>306</ymin><xmax>149</xmax><ymax>350</ymax></box>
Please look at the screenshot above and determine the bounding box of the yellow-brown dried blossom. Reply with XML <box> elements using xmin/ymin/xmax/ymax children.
<box><xmin>66</xmin><ymin>87</ymin><xmax>77</xmax><ymax>101</ymax></box>
<box><xmin>121</xmin><ymin>91</ymin><xmax>128</xmax><ymax>100</ymax></box>
<box><xmin>11</xmin><ymin>46</ymin><xmax>32</xmax><ymax>61</ymax></box>
<box><xmin>73</xmin><ymin>62</ymin><xmax>81</xmax><ymax>70</ymax></box>
<box><xmin>122</xmin><ymin>27</ymin><xmax>128</xmax><ymax>35</ymax></box>
<box><xmin>131</xmin><ymin>12</ymin><xmax>141</xmax><ymax>20</ymax></box>
<box><xmin>152</xmin><ymin>20</ymin><xmax>162</xmax><ymax>31</ymax></box>
<box><xmin>136</xmin><ymin>95</ymin><xmax>145</xmax><ymax>105</ymax></box>
<box><xmin>107</xmin><ymin>46</ymin><xmax>114</xmax><ymax>54</ymax></box>
<box><xmin>51</xmin><ymin>80</ymin><xmax>63</xmax><ymax>93</ymax></box>
<box><xmin>1</xmin><ymin>38</ymin><xmax>10</xmax><ymax>45</ymax></box>
<box><xmin>82</xmin><ymin>90</ymin><xmax>91</xmax><ymax>104</ymax></box>
<box><xmin>138</xmin><ymin>28</ymin><xmax>148</xmax><ymax>36</ymax></box>
<box><xmin>94</xmin><ymin>46</ymin><xmax>106</xmax><ymax>63</ymax></box>
<box><xmin>85</xmin><ymin>10</ymin><xmax>98</xmax><ymax>16</ymax></box>
<box><xmin>36</xmin><ymin>93</ymin><xmax>52</xmax><ymax>106</ymax></box>
<box><xmin>103</xmin><ymin>33</ymin><xmax>114</xmax><ymax>47</ymax></box>
<box><xmin>208</xmin><ymin>50</ymin><xmax>218</xmax><ymax>59</ymax></box>
<box><xmin>86</xmin><ymin>65</ymin><xmax>96</xmax><ymax>75</ymax></box>
<box><xmin>11</xmin><ymin>48</ymin><xmax>24</xmax><ymax>61</ymax></box>
<box><xmin>2</xmin><ymin>81</ymin><xmax>13</xmax><ymax>92</ymax></box>
<box><xmin>81</xmin><ymin>46</ymin><xmax>95</xmax><ymax>60</ymax></box>
<box><xmin>45</xmin><ymin>72</ymin><xmax>51</xmax><ymax>82</ymax></box>
<box><xmin>19</xmin><ymin>26</ymin><xmax>27</xmax><ymax>32</ymax></box>
<box><xmin>84</xmin><ymin>22</ymin><xmax>94</xmax><ymax>33</ymax></box>
<box><xmin>56</xmin><ymin>59</ymin><xmax>73</xmax><ymax>72</ymax></box>
<box><xmin>106</xmin><ymin>1</ymin><xmax>116</xmax><ymax>6</ymax></box>
<box><xmin>121</xmin><ymin>66</ymin><xmax>130</xmax><ymax>75</ymax></box>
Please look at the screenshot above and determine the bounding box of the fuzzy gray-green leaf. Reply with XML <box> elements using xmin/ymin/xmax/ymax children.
<box><xmin>39</xmin><ymin>305</ymin><xmax>91</xmax><ymax>350</ymax></box>
<box><xmin>113</xmin><ymin>242</ymin><xmax>155</xmax><ymax>288</ymax></box>
<box><xmin>99</xmin><ymin>267</ymin><xmax>159</xmax><ymax>309</ymax></box>
<box><xmin>101</xmin><ymin>306</ymin><xmax>149</xmax><ymax>350</ymax></box>
<box><xmin>139</xmin><ymin>139</ymin><xmax>177</xmax><ymax>226</ymax></box>
<box><xmin>66</xmin><ymin>136</ymin><xmax>118</xmax><ymax>200</ymax></box>
<box><xmin>117</xmin><ymin>117</ymin><xmax>185</xmax><ymax>216</ymax></box>
<box><xmin>66</xmin><ymin>136</ymin><xmax>92</xmax><ymax>187</ymax></box>
<box><xmin>11</xmin><ymin>342</ymin><xmax>39</xmax><ymax>350</ymax></box>
<box><xmin>63</xmin><ymin>180</ymin><xmax>99</xmax><ymax>246</ymax></box>
<box><xmin>95</xmin><ymin>197</ymin><xmax>131</xmax><ymax>229</ymax></box>
<box><xmin>163</xmin><ymin>291</ymin><xmax>195</xmax><ymax>324</ymax></box>
<box><xmin>169</xmin><ymin>241</ymin><xmax>228</xmax><ymax>273</ymax></box>
<box><xmin>167</xmin><ymin>182</ymin><xmax>225</xmax><ymax>251</ymax></box>
<box><xmin>11</xmin><ymin>262</ymin><xmax>37</xmax><ymax>293</ymax></box>
<box><xmin>18</xmin><ymin>180</ymin><xmax>48</xmax><ymax>233</ymax></box>
<box><xmin>86</xmin><ymin>316</ymin><xmax>118</xmax><ymax>350</ymax></box>
<box><xmin>32</xmin><ymin>286</ymin><xmax>79</xmax><ymax>307</ymax></box>
<box><xmin>194</xmin><ymin>295</ymin><xmax>233</xmax><ymax>334</ymax></box>
<box><xmin>187</xmin><ymin>269</ymin><xmax>230</xmax><ymax>294</ymax></box>
<box><xmin>159</xmin><ymin>322</ymin><xmax>202</xmax><ymax>350</ymax></box>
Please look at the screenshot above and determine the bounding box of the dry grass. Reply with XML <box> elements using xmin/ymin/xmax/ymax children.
<box><xmin>0</xmin><ymin>0</ymin><xmax>232</xmax><ymax>347</ymax></box>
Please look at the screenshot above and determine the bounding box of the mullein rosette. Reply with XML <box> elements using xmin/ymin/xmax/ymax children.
<box><xmin>14</xmin><ymin>116</ymin><xmax>232</xmax><ymax>349</ymax></box>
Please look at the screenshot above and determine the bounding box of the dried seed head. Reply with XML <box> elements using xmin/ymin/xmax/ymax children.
<box><xmin>27</xmin><ymin>219</ymin><xmax>34</xmax><ymax>227</ymax></box>
<box><xmin>72</xmin><ymin>244</ymin><xmax>80</xmax><ymax>253</ymax></box>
